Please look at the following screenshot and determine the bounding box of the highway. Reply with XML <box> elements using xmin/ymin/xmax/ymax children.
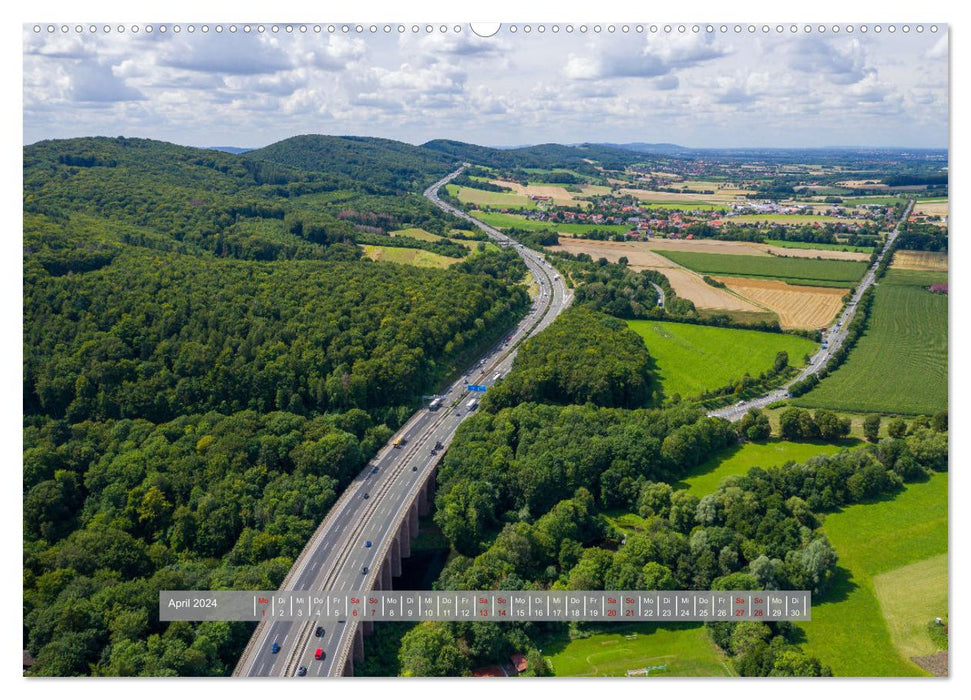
<box><xmin>709</xmin><ymin>199</ymin><xmax>913</xmax><ymax>422</ymax></box>
<box><xmin>233</xmin><ymin>166</ymin><xmax>571</xmax><ymax>677</ymax></box>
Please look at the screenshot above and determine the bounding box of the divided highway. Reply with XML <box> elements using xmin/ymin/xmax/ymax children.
<box><xmin>709</xmin><ymin>199</ymin><xmax>913</xmax><ymax>421</ymax></box>
<box><xmin>233</xmin><ymin>167</ymin><xmax>571</xmax><ymax>677</ymax></box>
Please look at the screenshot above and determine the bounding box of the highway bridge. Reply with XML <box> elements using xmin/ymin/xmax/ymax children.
<box><xmin>233</xmin><ymin>167</ymin><xmax>571</xmax><ymax>677</ymax></box>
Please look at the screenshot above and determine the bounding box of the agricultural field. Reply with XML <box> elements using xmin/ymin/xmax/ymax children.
<box><xmin>655</xmin><ymin>250</ymin><xmax>867</xmax><ymax>287</ymax></box>
<box><xmin>490</xmin><ymin>179</ymin><xmax>585</xmax><ymax>206</ymax></box>
<box><xmin>678</xmin><ymin>439</ymin><xmax>858</xmax><ymax>496</ymax></box>
<box><xmin>793</xmin><ymin>270</ymin><xmax>947</xmax><ymax>415</ymax></box>
<box><xmin>913</xmin><ymin>197</ymin><xmax>948</xmax><ymax>218</ymax></box>
<box><xmin>361</xmin><ymin>245</ymin><xmax>457</xmax><ymax>268</ymax></box>
<box><xmin>730</xmin><ymin>213</ymin><xmax>869</xmax><ymax>226</ymax></box>
<box><xmin>797</xmin><ymin>472</ymin><xmax>948</xmax><ymax>676</ymax></box>
<box><xmin>643</xmin><ymin>238</ymin><xmax>768</xmax><ymax>256</ymax></box>
<box><xmin>626</xmin><ymin>320</ymin><xmax>817</xmax><ymax>399</ymax></box>
<box><xmin>764</xmin><ymin>238</ymin><xmax>874</xmax><ymax>255</ymax></box>
<box><xmin>891</xmin><ymin>250</ymin><xmax>948</xmax><ymax>272</ymax></box>
<box><xmin>540</xmin><ymin>623</ymin><xmax>732</xmax><ymax>677</ymax></box>
<box><xmin>473</xmin><ymin>210</ymin><xmax>631</xmax><ymax>235</ymax></box>
<box><xmin>714</xmin><ymin>277</ymin><xmax>848</xmax><ymax>330</ymax></box>
<box><xmin>446</xmin><ymin>184</ymin><xmax>537</xmax><ymax>210</ymax></box>
<box><xmin>551</xmin><ymin>238</ymin><xmax>763</xmax><ymax>312</ymax></box>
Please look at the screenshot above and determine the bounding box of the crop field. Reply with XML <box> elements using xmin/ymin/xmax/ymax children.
<box><xmin>389</xmin><ymin>227</ymin><xmax>442</xmax><ymax>242</ymax></box>
<box><xmin>793</xmin><ymin>270</ymin><xmax>947</xmax><ymax>415</ymax></box>
<box><xmin>655</xmin><ymin>250</ymin><xmax>867</xmax><ymax>286</ymax></box>
<box><xmin>640</xmin><ymin>202</ymin><xmax>729</xmax><ymax>211</ymax></box>
<box><xmin>361</xmin><ymin>245</ymin><xmax>457</xmax><ymax>268</ymax></box>
<box><xmin>540</xmin><ymin>623</ymin><xmax>732</xmax><ymax>677</ymax></box>
<box><xmin>446</xmin><ymin>184</ymin><xmax>537</xmax><ymax>210</ymax></box>
<box><xmin>764</xmin><ymin>238</ymin><xmax>875</xmax><ymax>254</ymax></box>
<box><xmin>619</xmin><ymin>188</ymin><xmax>727</xmax><ymax>205</ymax></box>
<box><xmin>678</xmin><ymin>439</ymin><xmax>857</xmax><ymax>496</ymax></box>
<box><xmin>798</xmin><ymin>472</ymin><xmax>948</xmax><ymax>676</ymax></box>
<box><xmin>914</xmin><ymin>197</ymin><xmax>948</xmax><ymax>218</ymax></box>
<box><xmin>626</xmin><ymin>320</ymin><xmax>816</xmax><ymax>399</ymax></box>
<box><xmin>552</xmin><ymin>239</ymin><xmax>761</xmax><ymax>312</ymax></box>
<box><xmin>730</xmin><ymin>213</ymin><xmax>869</xmax><ymax>226</ymax></box>
<box><xmin>715</xmin><ymin>277</ymin><xmax>848</xmax><ymax>330</ymax></box>
<box><xmin>872</xmin><ymin>554</ymin><xmax>948</xmax><ymax>661</ymax></box>
<box><xmin>474</xmin><ymin>210</ymin><xmax>631</xmax><ymax>235</ymax></box>
<box><xmin>891</xmin><ymin>250</ymin><xmax>948</xmax><ymax>272</ymax></box>
<box><xmin>644</xmin><ymin>238</ymin><xmax>768</xmax><ymax>256</ymax></box>
<box><xmin>490</xmin><ymin>179</ymin><xmax>583</xmax><ymax>206</ymax></box>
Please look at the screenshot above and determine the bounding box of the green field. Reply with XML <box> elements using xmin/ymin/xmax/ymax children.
<box><xmin>798</xmin><ymin>472</ymin><xmax>948</xmax><ymax>676</ymax></box>
<box><xmin>361</xmin><ymin>245</ymin><xmax>457</xmax><ymax>268</ymax></box>
<box><xmin>677</xmin><ymin>439</ymin><xmax>858</xmax><ymax>496</ymax></box>
<box><xmin>389</xmin><ymin>227</ymin><xmax>443</xmax><ymax>242</ymax></box>
<box><xmin>793</xmin><ymin>270</ymin><xmax>947</xmax><ymax>415</ymax></box>
<box><xmin>473</xmin><ymin>210</ymin><xmax>631</xmax><ymax>235</ymax></box>
<box><xmin>655</xmin><ymin>250</ymin><xmax>867</xmax><ymax>286</ymax></box>
<box><xmin>446</xmin><ymin>184</ymin><xmax>537</xmax><ymax>210</ymax></box>
<box><xmin>765</xmin><ymin>239</ymin><xmax>875</xmax><ymax>254</ymax></box>
<box><xmin>641</xmin><ymin>202</ymin><xmax>729</xmax><ymax>212</ymax></box>
<box><xmin>541</xmin><ymin>623</ymin><xmax>732</xmax><ymax>677</ymax></box>
<box><xmin>627</xmin><ymin>320</ymin><xmax>817</xmax><ymax>399</ymax></box>
<box><xmin>732</xmin><ymin>214</ymin><xmax>868</xmax><ymax>225</ymax></box>
<box><xmin>872</xmin><ymin>554</ymin><xmax>948</xmax><ymax>660</ymax></box>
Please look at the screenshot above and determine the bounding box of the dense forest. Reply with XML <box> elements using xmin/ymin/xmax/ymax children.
<box><xmin>22</xmin><ymin>136</ymin><xmax>534</xmax><ymax>676</ymax></box>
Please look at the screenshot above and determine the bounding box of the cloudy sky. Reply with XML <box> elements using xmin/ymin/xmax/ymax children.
<box><xmin>22</xmin><ymin>25</ymin><xmax>949</xmax><ymax>149</ymax></box>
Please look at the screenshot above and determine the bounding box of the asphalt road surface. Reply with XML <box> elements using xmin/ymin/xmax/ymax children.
<box><xmin>233</xmin><ymin>167</ymin><xmax>572</xmax><ymax>677</ymax></box>
<box><xmin>709</xmin><ymin>200</ymin><xmax>913</xmax><ymax>422</ymax></box>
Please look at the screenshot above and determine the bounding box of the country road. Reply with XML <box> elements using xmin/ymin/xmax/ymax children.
<box><xmin>709</xmin><ymin>199</ymin><xmax>913</xmax><ymax>422</ymax></box>
<box><xmin>233</xmin><ymin>166</ymin><xmax>571</xmax><ymax>678</ymax></box>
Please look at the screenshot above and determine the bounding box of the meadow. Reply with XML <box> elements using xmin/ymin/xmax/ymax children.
<box><xmin>731</xmin><ymin>213</ymin><xmax>869</xmax><ymax>226</ymax></box>
<box><xmin>793</xmin><ymin>270</ymin><xmax>947</xmax><ymax>415</ymax></box>
<box><xmin>446</xmin><ymin>183</ymin><xmax>537</xmax><ymax>210</ymax></box>
<box><xmin>655</xmin><ymin>250</ymin><xmax>867</xmax><ymax>286</ymax></box>
<box><xmin>540</xmin><ymin>622</ymin><xmax>732</xmax><ymax>677</ymax></box>
<box><xmin>361</xmin><ymin>245</ymin><xmax>457</xmax><ymax>268</ymax></box>
<box><xmin>677</xmin><ymin>439</ymin><xmax>858</xmax><ymax>496</ymax></box>
<box><xmin>797</xmin><ymin>472</ymin><xmax>948</xmax><ymax>676</ymax></box>
<box><xmin>626</xmin><ymin>320</ymin><xmax>817</xmax><ymax>399</ymax></box>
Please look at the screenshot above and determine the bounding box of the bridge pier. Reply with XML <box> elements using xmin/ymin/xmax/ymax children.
<box><xmin>381</xmin><ymin>557</ymin><xmax>393</xmax><ymax>590</ymax></box>
<box><xmin>362</xmin><ymin>620</ymin><xmax>374</xmax><ymax>636</ymax></box>
<box><xmin>409</xmin><ymin>501</ymin><xmax>419</xmax><ymax>534</ymax></box>
<box><xmin>353</xmin><ymin>625</ymin><xmax>364</xmax><ymax>663</ymax></box>
<box><xmin>400</xmin><ymin>516</ymin><xmax>411</xmax><ymax>558</ymax></box>
<box><xmin>391</xmin><ymin>534</ymin><xmax>402</xmax><ymax>578</ymax></box>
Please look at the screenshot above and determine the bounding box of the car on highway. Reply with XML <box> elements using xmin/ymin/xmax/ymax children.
<box><xmin>363</xmin><ymin>492</ymin><xmax>369</xmax><ymax>499</ymax></box>
<box><xmin>361</xmin><ymin>566</ymin><xmax>368</xmax><ymax>574</ymax></box>
<box><xmin>365</xmin><ymin>540</ymin><xmax>371</xmax><ymax>548</ymax></box>
<box><xmin>412</xmin><ymin>466</ymin><xmax>418</xmax><ymax>472</ymax></box>
<box><xmin>297</xmin><ymin>666</ymin><xmax>307</xmax><ymax>676</ymax></box>
<box><xmin>315</xmin><ymin>648</ymin><xmax>326</xmax><ymax>661</ymax></box>
<box><xmin>315</xmin><ymin>626</ymin><xmax>325</xmax><ymax>638</ymax></box>
<box><xmin>271</xmin><ymin>642</ymin><xmax>280</xmax><ymax>654</ymax></box>
<box><xmin>371</xmin><ymin>466</ymin><xmax>379</xmax><ymax>474</ymax></box>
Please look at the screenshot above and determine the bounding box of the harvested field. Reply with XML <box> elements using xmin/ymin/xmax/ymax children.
<box><xmin>761</xmin><ymin>244</ymin><xmax>871</xmax><ymax>262</ymax></box>
<box><xmin>491</xmin><ymin>179</ymin><xmax>579</xmax><ymax>205</ymax></box>
<box><xmin>619</xmin><ymin>188</ymin><xmax>734</xmax><ymax>204</ymax></box>
<box><xmin>389</xmin><ymin>227</ymin><xmax>441</xmax><ymax>242</ymax></box>
<box><xmin>446</xmin><ymin>184</ymin><xmax>536</xmax><ymax>209</ymax></box>
<box><xmin>914</xmin><ymin>198</ymin><xmax>948</xmax><ymax>218</ymax></box>
<box><xmin>716</xmin><ymin>277</ymin><xmax>847</xmax><ymax>330</ymax></box>
<box><xmin>892</xmin><ymin>250</ymin><xmax>948</xmax><ymax>272</ymax></box>
<box><xmin>643</xmin><ymin>238</ymin><xmax>768</xmax><ymax>256</ymax></box>
<box><xmin>550</xmin><ymin>238</ymin><xmax>762</xmax><ymax>312</ymax></box>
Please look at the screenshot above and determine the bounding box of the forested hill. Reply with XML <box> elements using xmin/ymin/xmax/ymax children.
<box><xmin>246</xmin><ymin>134</ymin><xmax>457</xmax><ymax>192</ymax></box>
<box><xmin>22</xmin><ymin>135</ymin><xmax>531</xmax><ymax>676</ymax></box>
<box><xmin>420</xmin><ymin>139</ymin><xmax>646</xmax><ymax>173</ymax></box>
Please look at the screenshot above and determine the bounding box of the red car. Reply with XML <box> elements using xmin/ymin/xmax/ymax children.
<box><xmin>315</xmin><ymin>648</ymin><xmax>326</xmax><ymax>661</ymax></box>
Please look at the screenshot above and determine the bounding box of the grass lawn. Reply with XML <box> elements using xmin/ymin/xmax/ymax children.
<box><xmin>797</xmin><ymin>472</ymin><xmax>948</xmax><ymax>676</ymax></box>
<box><xmin>765</xmin><ymin>239</ymin><xmax>875</xmax><ymax>254</ymax></box>
<box><xmin>626</xmin><ymin>320</ymin><xmax>817</xmax><ymax>400</ymax></box>
<box><xmin>677</xmin><ymin>439</ymin><xmax>859</xmax><ymax>496</ymax></box>
<box><xmin>541</xmin><ymin>622</ymin><xmax>732</xmax><ymax>677</ymax></box>
<box><xmin>361</xmin><ymin>245</ymin><xmax>457</xmax><ymax>268</ymax></box>
<box><xmin>655</xmin><ymin>250</ymin><xmax>867</xmax><ymax>286</ymax></box>
<box><xmin>872</xmin><ymin>554</ymin><xmax>948</xmax><ymax>659</ymax></box>
<box><xmin>793</xmin><ymin>270</ymin><xmax>947</xmax><ymax>415</ymax></box>
<box><xmin>472</xmin><ymin>210</ymin><xmax>631</xmax><ymax>235</ymax></box>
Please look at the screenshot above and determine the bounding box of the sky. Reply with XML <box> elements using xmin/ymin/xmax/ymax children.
<box><xmin>22</xmin><ymin>24</ymin><xmax>949</xmax><ymax>149</ymax></box>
